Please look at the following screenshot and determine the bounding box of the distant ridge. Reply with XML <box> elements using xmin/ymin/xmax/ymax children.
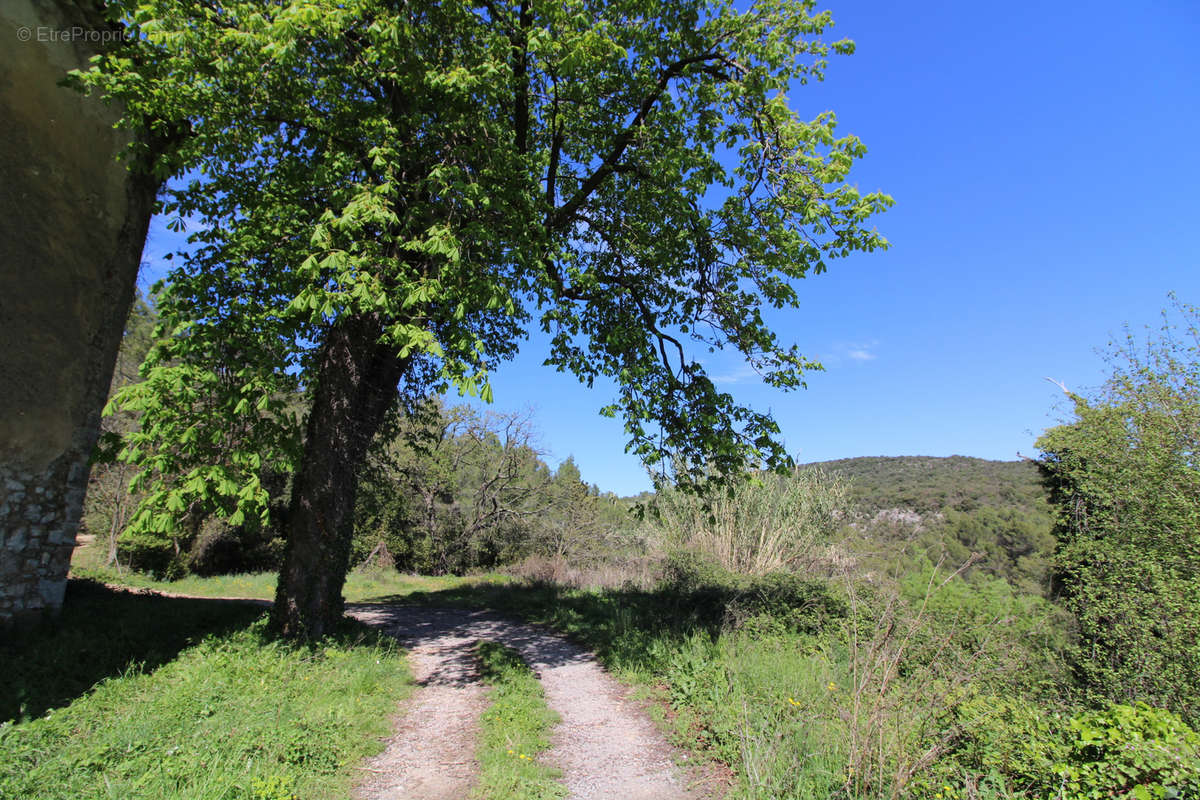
<box><xmin>805</xmin><ymin>455</ymin><xmax>1055</xmax><ymax>591</ymax></box>
<box><xmin>807</xmin><ymin>455</ymin><xmax>1049</xmax><ymax>517</ymax></box>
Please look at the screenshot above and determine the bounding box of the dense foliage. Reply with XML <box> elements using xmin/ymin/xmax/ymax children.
<box><xmin>1037</xmin><ymin>299</ymin><xmax>1200</xmax><ymax>722</ymax></box>
<box><xmin>353</xmin><ymin>400</ymin><xmax>634</xmax><ymax>575</ymax></box>
<box><xmin>89</xmin><ymin>391</ymin><xmax>636</xmax><ymax>580</ymax></box>
<box><xmin>820</xmin><ymin>455</ymin><xmax>1051</xmax><ymax>517</ymax></box>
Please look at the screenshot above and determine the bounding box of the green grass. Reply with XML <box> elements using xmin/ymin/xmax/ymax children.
<box><xmin>50</xmin><ymin>539</ymin><xmax>1085</xmax><ymax>799</ymax></box>
<box><xmin>1</xmin><ymin>579</ymin><xmax>265</xmax><ymax>723</ymax></box>
<box><xmin>71</xmin><ymin>560</ymin><xmax>497</xmax><ymax>603</ymax></box>
<box><xmin>0</xmin><ymin>587</ymin><xmax>412</xmax><ymax>800</ymax></box>
<box><xmin>70</xmin><ymin>564</ymin><xmax>281</xmax><ymax>599</ymax></box>
<box><xmin>472</xmin><ymin>641</ymin><xmax>565</xmax><ymax>800</ymax></box>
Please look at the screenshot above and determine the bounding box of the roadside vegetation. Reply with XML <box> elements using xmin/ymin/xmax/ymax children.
<box><xmin>68</xmin><ymin>555</ymin><xmax>490</xmax><ymax>604</ymax></box>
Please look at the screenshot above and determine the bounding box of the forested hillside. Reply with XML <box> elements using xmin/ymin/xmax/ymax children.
<box><xmin>814</xmin><ymin>455</ymin><xmax>1056</xmax><ymax>594</ymax></box>
<box><xmin>817</xmin><ymin>455</ymin><xmax>1048</xmax><ymax>516</ymax></box>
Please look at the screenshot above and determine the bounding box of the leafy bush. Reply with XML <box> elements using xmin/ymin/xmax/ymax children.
<box><xmin>731</xmin><ymin>572</ymin><xmax>849</xmax><ymax>635</ymax></box>
<box><xmin>935</xmin><ymin>698</ymin><xmax>1200</xmax><ymax>799</ymax></box>
<box><xmin>1057</xmin><ymin>703</ymin><xmax>1200</xmax><ymax>800</ymax></box>
<box><xmin>1038</xmin><ymin>298</ymin><xmax>1200</xmax><ymax>722</ymax></box>
<box><xmin>658</xmin><ymin>549</ymin><xmax>738</xmax><ymax>592</ymax></box>
<box><xmin>187</xmin><ymin>515</ymin><xmax>285</xmax><ymax>576</ymax></box>
<box><xmin>657</xmin><ymin>551</ymin><xmax>847</xmax><ymax>635</ymax></box>
<box><xmin>895</xmin><ymin>565</ymin><xmax>1069</xmax><ymax>694</ymax></box>
<box><xmin>114</xmin><ymin>526</ymin><xmax>182</xmax><ymax>578</ymax></box>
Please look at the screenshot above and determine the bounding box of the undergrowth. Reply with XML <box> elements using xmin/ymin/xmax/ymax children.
<box><xmin>472</xmin><ymin>641</ymin><xmax>565</xmax><ymax>800</ymax></box>
<box><xmin>31</xmin><ymin>555</ymin><xmax>1198</xmax><ymax>799</ymax></box>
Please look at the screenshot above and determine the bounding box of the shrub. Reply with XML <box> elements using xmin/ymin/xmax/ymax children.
<box><xmin>115</xmin><ymin>527</ymin><xmax>183</xmax><ymax>578</ymax></box>
<box><xmin>1057</xmin><ymin>703</ymin><xmax>1200</xmax><ymax>800</ymax></box>
<box><xmin>934</xmin><ymin>698</ymin><xmax>1200</xmax><ymax>799</ymax></box>
<box><xmin>658</xmin><ymin>549</ymin><xmax>738</xmax><ymax>593</ymax></box>
<box><xmin>1038</xmin><ymin>298</ymin><xmax>1200</xmax><ymax>722</ymax></box>
<box><xmin>657</xmin><ymin>551</ymin><xmax>848</xmax><ymax>636</ymax></box>
<box><xmin>187</xmin><ymin>515</ymin><xmax>284</xmax><ymax>576</ymax></box>
<box><xmin>731</xmin><ymin>572</ymin><xmax>848</xmax><ymax>635</ymax></box>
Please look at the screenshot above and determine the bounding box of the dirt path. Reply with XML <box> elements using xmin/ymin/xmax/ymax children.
<box><xmin>351</xmin><ymin>611</ymin><xmax>488</xmax><ymax>800</ymax></box>
<box><xmin>349</xmin><ymin>605</ymin><xmax>702</xmax><ymax>800</ymax></box>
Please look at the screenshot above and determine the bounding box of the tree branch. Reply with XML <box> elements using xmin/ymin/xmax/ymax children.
<box><xmin>549</xmin><ymin>50</ymin><xmax>724</xmax><ymax>231</ymax></box>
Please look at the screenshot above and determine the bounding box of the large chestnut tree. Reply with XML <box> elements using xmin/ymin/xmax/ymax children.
<box><xmin>80</xmin><ymin>0</ymin><xmax>890</xmax><ymax>638</ymax></box>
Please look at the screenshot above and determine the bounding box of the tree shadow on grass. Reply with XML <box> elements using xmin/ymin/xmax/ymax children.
<box><xmin>362</xmin><ymin>580</ymin><xmax>730</xmax><ymax>677</ymax></box>
<box><xmin>361</xmin><ymin>573</ymin><xmax>847</xmax><ymax>678</ymax></box>
<box><xmin>0</xmin><ymin>579</ymin><xmax>266</xmax><ymax>724</ymax></box>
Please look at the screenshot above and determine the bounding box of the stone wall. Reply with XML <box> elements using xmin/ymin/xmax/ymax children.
<box><xmin>1</xmin><ymin>1</ymin><xmax>159</xmax><ymax>626</ymax></box>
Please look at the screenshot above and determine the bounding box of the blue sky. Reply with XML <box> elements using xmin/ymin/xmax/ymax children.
<box><xmin>138</xmin><ymin>0</ymin><xmax>1200</xmax><ymax>496</ymax></box>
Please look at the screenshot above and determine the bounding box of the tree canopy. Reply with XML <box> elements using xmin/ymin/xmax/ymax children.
<box><xmin>78</xmin><ymin>0</ymin><xmax>890</xmax><ymax>636</ymax></box>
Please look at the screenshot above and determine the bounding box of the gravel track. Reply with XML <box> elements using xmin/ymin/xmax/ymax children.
<box><xmin>349</xmin><ymin>605</ymin><xmax>701</xmax><ymax>800</ymax></box>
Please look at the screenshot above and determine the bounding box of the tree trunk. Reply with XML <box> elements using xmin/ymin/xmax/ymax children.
<box><xmin>271</xmin><ymin>314</ymin><xmax>408</xmax><ymax>639</ymax></box>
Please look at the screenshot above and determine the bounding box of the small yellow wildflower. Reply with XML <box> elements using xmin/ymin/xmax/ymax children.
<box><xmin>827</xmin><ymin>682</ymin><xmax>838</xmax><ymax>691</ymax></box>
<box><xmin>787</xmin><ymin>697</ymin><xmax>801</xmax><ymax>706</ymax></box>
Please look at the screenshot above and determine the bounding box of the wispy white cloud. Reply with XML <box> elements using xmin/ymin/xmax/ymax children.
<box><xmin>711</xmin><ymin>364</ymin><xmax>759</xmax><ymax>385</ymax></box>
<box><xmin>825</xmin><ymin>339</ymin><xmax>880</xmax><ymax>366</ymax></box>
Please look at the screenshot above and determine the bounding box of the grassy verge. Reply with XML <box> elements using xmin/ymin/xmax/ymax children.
<box><xmin>70</xmin><ymin>561</ymin><xmax>496</xmax><ymax>603</ymax></box>
<box><xmin>472</xmin><ymin>641</ymin><xmax>565</xmax><ymax>800</ymax></box>
<box><xmin>60</xmin><ymin>547</ymin><xmax>1185</xmax><ymax>798</ymax></box>
<box><xmin>2</xmin><ymin>579</ymin><xmax>265</xmax><ymax>723</ymax></box>
<box><xmin>0</xmin><ymin>582</ymin><xmax>412</xmax><ymax>800</ymax></box>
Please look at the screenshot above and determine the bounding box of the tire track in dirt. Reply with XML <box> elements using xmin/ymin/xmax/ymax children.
<box><xmin>349</xmin><ymin>605</ymin><xmax>702</xmax><ymax>800</ymax></box>
<box><xmin>352</xmin><ymin>612</ymin><xmax>488</xmax><ymax>800</ymax></box>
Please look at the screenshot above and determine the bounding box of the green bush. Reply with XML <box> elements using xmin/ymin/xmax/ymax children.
<box><xmin>732</xmin><ymin>572</ymin><xmax>848</xmax><ymax>635</ymax></box>
<box><xmin>934</xmin><ymin>699</ymin><xmax>1200</xmax><ymax>799</ymax></box>
<box><xmin>1057</xmin><ymin>703</ymin><xmax>1200</xmax><ymax>800</ymax></box>
<box><xmin>1038</xmin><ymin>299</ymin><xmax>1200</xmax><ymax>722</ymax></box>
<box><xmin>658</xmin><ymin>549</ymin><xmax>738</xmax><ymax>592</ymax></box>
<box><xmin>115</xmin><ymin>527</ymin><xmax>185</xmax><ymax>578</ymax></box>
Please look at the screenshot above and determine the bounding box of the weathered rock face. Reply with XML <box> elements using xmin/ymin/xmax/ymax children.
<box><xmin>1</xmin><ymin>1</ymin><xmax>159</xmax><ymax>625</ymax></box>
